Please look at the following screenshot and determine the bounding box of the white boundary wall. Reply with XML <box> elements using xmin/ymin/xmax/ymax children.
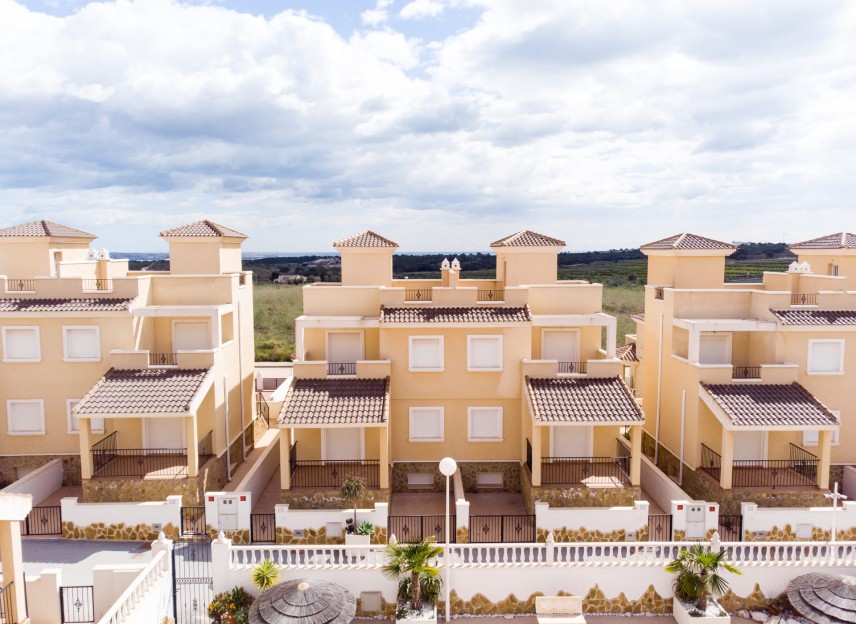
<box><xmin>742</xmin><ymin>501</ymin><xmax>856</xmax><ymax>536</ymax></box>
<box><xmin>275</xmin><ymin>503</ymin><xmax>389</xmax><ymax>537</ymax></box>
<box><xmin>2</xmin><ymin>459</ymin><xmax>62</xmax><ymax>505</ymax></box>
<box><xmin>232</xmin><ymin>429</ymin><xmax>279</xmax><ymax>503</ymax></box>
<box><xmin>535</xmin><ymin>501</ymin><xmax>648</xmax><ymax>535</ymax></box>
<box><xmin>61</xmin><ymin>496</ymin><xmax>182</xmax><ymax>530</ymax></box>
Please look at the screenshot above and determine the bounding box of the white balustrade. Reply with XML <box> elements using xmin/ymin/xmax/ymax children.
<box><xmin>98</xmin><ymin>550</ymin><xmax>169</xmax><ymax>624</ymax></box>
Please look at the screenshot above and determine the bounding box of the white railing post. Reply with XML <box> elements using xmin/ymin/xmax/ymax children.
<box><xmin>212</xmin><ymin>531</ymin><xmax>233</xmax><ymax>594</ymax></box>
<box><xmin>545</xmin><ymin>532</ymin><xmax>555</xmax><ymax>565</ymax></box>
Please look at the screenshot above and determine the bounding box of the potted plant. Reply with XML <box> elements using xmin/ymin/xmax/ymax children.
<box><xmin>666</xmin><ymin>544</ymin><xmax>741</xmax><ymax>624</ymax></box>
<box><xmin>346</xmin><ymin>521</ymin><xmax>375</xmax><ymax>546</ymax></box>
<box><xmin>382</xmin><ymin>539</ymin><xmax>444</xmax><ymax>623</ymax></box>
<box><xmin>208</xmin><ymin>586</ymin><xmax>253</xmax><ymax>624</ymax></box>
<box><xmin>341</xmin><ymin>475</ymin><xmax>366</xmax><ymax>538</ymax></box>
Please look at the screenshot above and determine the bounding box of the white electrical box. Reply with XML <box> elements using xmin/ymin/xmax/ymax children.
<box><xmin>218</xmin><ymin>496</ymin><xmax>239</xmax><ymax>531</ymax></box>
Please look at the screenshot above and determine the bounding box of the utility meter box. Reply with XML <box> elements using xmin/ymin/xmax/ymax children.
<box><xmin>685</xmin><ymin>504</ymin><xmax>705</xmax><ymax>539</ymax></box>
<box><xmin>218</xmin><ymin>496</ymin><xmax>239</xmax><ymax>531</ymax></box>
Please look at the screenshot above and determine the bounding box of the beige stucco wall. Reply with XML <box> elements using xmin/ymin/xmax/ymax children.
<box><xmin>495</xmin><ymin>249</ymin><xmax>559</xmax><ymax>287</ymax></box>
<box><xmin>646</xmin><ymin>254</ymin><xmax>727</xmax><ymax>290</ymax></box>
<box><xmin>340</xmin><ymin>249</ymin><xmax>394</xmax><ymax>286</ymax></box>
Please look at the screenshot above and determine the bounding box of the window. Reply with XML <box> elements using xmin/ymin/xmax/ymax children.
<box><xmin>467</xmin><ymin>335</ymin><xmax>503</xmax><ymax>371</ymax></box>
<box><xmin>67</xmin><ymin>399</ymin><xmax>104</xmax><ymax>434</ymax></box>
<box><xmin>409</xmin><ymin>336</ymin><xmax>444</xmax><ymax>371</ymax></box>
<box><xmin>63</xmin><ymin>326</ymin><xmax>101</xmax><ymax>361</ymax></box>
<box><xmin>808</xmin><ymin>340</ymin><xmax>844</xmax><ymax>374</ymax></box>
<box><xmin>468</xmin><ymin>407</ymin><xmax>503</xmax><ymax>442</ymax></box>
<box><xmin>408</xmin><ymin>407</ymin><xmax>444</xmax><ymax>442</ymax></box>
<box><xmin>2</xmin><ymin>327</ymin><xmax>40</xmax><ymax>362</ymax></box>
<box><xmin>7</xmin><ymin>400</ymin><xmax>45</xmax><ymax>435</ymax></box>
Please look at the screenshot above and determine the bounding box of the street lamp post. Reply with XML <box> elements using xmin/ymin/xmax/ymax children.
<box><xmin>825</xmin><ymin>481</ymin><xmax>848</xmax><ymax>544</ymax></box>
<box><xmin>439</xmin><ymin>457</ymin><xmax>457</xmax><ymax>623</ymax></box>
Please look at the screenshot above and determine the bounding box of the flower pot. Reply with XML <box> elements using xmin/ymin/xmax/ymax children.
<box><xmin>345</xmin><ymin>534</ymin><xmax>372</xmax><ymax>546</ymax></box>
<box><xmin>673</xmin><ymin>597</ymin><xmax>729</xmax><ymax>624</ymax></box>
<box><xmin>395</xmin><ymin>602</ymin><xmax>437</xmax><ymax>624</ymax></box>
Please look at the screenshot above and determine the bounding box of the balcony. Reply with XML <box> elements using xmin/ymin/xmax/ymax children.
<box><xmin>731</xmin><ymin>365</ymin><xmax>761</xmax><ymax>381</ymax></box>
<box><xmin>288</xmin><ymin>443</ymin><xmax>380</xmax><ymax>488</ymax></box>
<box><xmin>539</xmin><ymin>456</ymin><xmax>631</xmax><ymax>487</ymax></box>
<box><xmin>790</xmin><ymin>293</ymin><xmax>818</xmax><ymax>306</ymax></box>
<box><xmin>404</xmin><ymin>288</ymin><xmax>432</xmax><ymax>303</ymax></box>
<box><xmin>90</xmin><ymin>430</ymin><xmax>213</xmax><ymax>479</ymax></box>
<box><xmin>82</xmin><ymin>278</ymin><xmax>113</xmax><ymax>292</ymax></box>
<box><xmin>699</xmin><ymin>442</ymin><xmax>819</xmax><ymax>489</ymax></box>
<box><xmin>327</xmin><ymin>362</ymin><xmax>356</xmax><ymax>376</ymax></box>
<box><xmin>148</xmin><ymin>352</ymin><xmax>178</xmax><ymax>367</ymax></box>
<box><xmin>477</xmin><ymin>288</ymin><xmax>505</xmax><ymax>303</ymax></box>
<box><xmin>5</xmin><ymin>278</ymin><xmax>36</xmax><ymax>293</ymax></box>
<box><xmin>557</xmin><ymin>361</ymin><xmax>587</xmax><ymax>375</ymax></box>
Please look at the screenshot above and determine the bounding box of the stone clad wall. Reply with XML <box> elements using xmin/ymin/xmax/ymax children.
<box><xmin>63</xmin><ymin>521</ymin><xmax>180</xmax><ymax>541</ymax></box>
<box><xmin>520</xmin><ymin>464</ymin><xmax>640</xmax><ymax>511</ymax></box>
<box><xmin>448</xmin><ymin>586</ymin><xmax>672</xmax><ymax>615</ymax></box>
<box><xmin>281</xmin><ymin>488</ymin><xmax>390</xmax><ymax>510</ymax></box>
<box><xmin>0</xmin><ymin>454</ymin><xmax>82</xmax><ymax>487</ymax></box>
<box><xmin>391</xmin><ymin>462</ymin><xmax>521</xmax><ymax>493</ymax></box>
<box><xmin>537</xmin><ymin>525</ymin><xmax>649</xmax><ymax>542</ymax></box>
<box><xmin>743</xmin><ymin>525</ymin><xmax>856</xmax><ymax>542</ymax></box>
<box><xmin>274</xmin><ymin>525</ymin><xmax>387</xmax><ymax>544</ymax></box>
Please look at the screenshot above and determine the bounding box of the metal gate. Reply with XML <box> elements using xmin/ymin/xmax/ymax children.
<box><xmin>60</xmin><ymin>586</ymin><xmax>94</xmax><ymax>623</ymax></box>
<box><xmin>172</xmin><ymin>534</ymin><xmax>213</xmax><ymax>623</ymax></box>
<box><xmin>180</xmin><ymin>506</ymin><xmax>206</xmax><ymax>536</ymax></box>
<box><xmin>647</xmin><ymin>514</ymin><xmax>673</xmax><ymax>541</ymax></box>
<box><xmin>388</xmin><ymin>515</ymin><xmax>455</xmax><ymax>543</ymax></box>
<box><xmin>469</xmin><ymin>515</ymin><xmax>536</xmax><ymax>543</ymax></box>
<box><xmin>22</xmin><ymin>506</ymin><xmax>62</xmax><ymax>536</ymax></box>
<box><xmin>718</xmin><ymin>514</ymin><xmax>743</xmax><ymax>541</ymax></box>
<box><xmin>251</xmin><ymin>513</ymin><xmax>276</xmax><ymax>543</ymax></box>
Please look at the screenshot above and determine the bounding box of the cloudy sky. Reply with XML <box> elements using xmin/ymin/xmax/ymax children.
<box><xmin>1</xmin><ymin>0</ymin><xmax>855</xmax><ymax>252</ymax></box>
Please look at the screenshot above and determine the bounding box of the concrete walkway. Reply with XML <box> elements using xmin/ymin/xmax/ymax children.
<box><xmin>225</xmin><ymin>427</ymin><xmax>278</xmax><ymax>492</ymax></box>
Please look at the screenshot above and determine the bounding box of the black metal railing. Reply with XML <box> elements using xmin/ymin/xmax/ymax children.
<box><xmin>60</xmin><ymin>585</ymin><xmax>94</xmax><ymax>623</ymax></box>
<box><xmin>256</xmin><ymin>392</ymin><xmax>270</xmax><ymax>426</ymax></box>
<box><xmin>389</xmin><ymin>515</ymin><xmax>455</xmax><ymax>543</ymax></box>
<box><xmin>180</xmin><ymin>506</ymin><xmax>206</xmax><ymax>535</ymax></box>
<box><xmin>469</xmin><ymin>515</ymin><xmax>536</xmax><ymax>543</ymax></box>
<box><xmin>700</xmin><ymin>442</ymin><xmax>819</xmax><ymax>488</ymax></box>
<box><xmin>700</xmin><ymin>443</ymin><xmax>722</xmax><ymax>482</ymax></box>
<box><xmin>648</xmin><ymin>514</ymin><xmax>672</xmax><ymax>541</ymax></box>
<box><xmin>251</xmin><ymin>513</ymin><xmax>276</xmax><ymax>543</ymax></box>
<box><xmin>148</xmin><ymin>352</ymin><xmax>177</xmax><ymax>366</ymax></box>
<box><xmin>92</xmin><ymin>431</ymin><xmax>188</xmax><ymax>478</ymax></box>
<box><xmin>558</xmin><ymin>361</ymin><xmax>587</xmax><ymax>375</ymax></box>
<box><xmin>289</xmin><ymin>442</ymin><xmax>298</xmax><ymax>477</ymax></box>
<box><xmin>5</xmin><ymin>278</ymin><xmax>35</xmax><ymax>292</ymax></box>
<box><xmin>82</xmin><ymin>278</ymin><xmax>112</xmax><ymax>292</ymax></box>
<box><xmin>791</xmin><ymin>292</ymin><xmax>818</xmax><ymax>306</ymax></box>
<box><xmin>91</xmin><ymin>432</ymin><xmax>118</xmax><ymax>473</ymax></box>
<box><xmin>540</xmin><ymin>456</ymin><xmax>630</xmax><ymax>486</ymax></box>
<box><xmin>477</xmin><ymin>289</ymin><xmax>504</xmax><ymax>302</ymax></box>
<box><xmin>22</xmin><ymin>505</ymin><xmax>62</xmax><ymax>536</ymax></box>
<box><xmin>198</xmin><ymin>429</ymin><xmax>213</xmax><ymax>457</ymax></box>
<box><xmin>789</xmin><ymin>443</ymin><xmax>820</xmax><ymax>483</ymax></box>
<box><xmin>327</xmin><ymin>362</ymin><xmax>356</xmax><ymax>376</ymax></box>
<box><xmin>718</xmin><ymin>514</ymin><xmax>743</xmax><ymax>541</ymax></box>
<box><xmin>256</xmin><ymin>377</ymin><xmax>287</xmax><ymax>392</ymax></box>
<box><xmin>732</xmin><ymin>365</ymin><xmax>761</xmax><ymax>380</ymax></box>
<box><xmin>0</xmin><ymin>581</ymin><xmax>18</xmax><ymax>624</ymax></box>
<box><xmin>616</xmin><ymin>437</ymin><xmax>631</xmax><ymax>461</ymax></box>
<box><xmin>525</xmin><ymin>439</ymin><xmax>533</xmax><ymax>474</ymax></box>
<box><xmin>654</xmin><ymin>287</ymin><xmax>664</xmax><ymax>300</ymax></box>
<box><xmin>291</xmin><ymin>459</ymin><xmax>380</xmax><ymax>488</ymax></box>
<box><xmin>405</xmin><ymin>289</ymin><xmax>432</xmax><ymax>302</ymax></box>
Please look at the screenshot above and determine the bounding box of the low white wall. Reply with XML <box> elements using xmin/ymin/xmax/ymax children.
<box><xmin>205</xmin><ymin>492</ymin><xmax>253</xmax><ymax>532</ymax></box>
<box><xmin>742</xmin><ymin>500</ymin><xmax>856</xmax><ymax>537</ymax></box>
<box><xmin>638</xmin><ymin>451</ymin><xmax>691</xmax><ymax>513</ymax></box>
<box><xmin>93</xmin><ymin>564</ymin><xmax>146</xmax><ymax>621</ymax></box>
<box><xmin>233</xmin><ymin>430</ymin><xmax>279</xmax><ymax>503</ymax></box>
<box><xmin>3</xmin><ymin>458</ymin><xmax>62</xmax><ymax>505</ymax></box>
<box><xmin>671</xmin><ymin>500</ymin><xmax>719</xmax><ymax>539</ymax></box>
<box><xmin>61</xmin><ymin>495</ymin><xmax>182</xmax><ymax>531</ymax></box>
<box><xmin>275</xmin><ymin>502</ymin><xmax>389</xmax><ymax>536</ymax></box>
<box><xmin>535</xmin><ymin>501</ymin><xmax>648</xmax><ymax>536</ymax></box>
<box><xmin>25</xmin><ymin>569</ymin><xmax>62</xmax><ymax>624</ymax></box>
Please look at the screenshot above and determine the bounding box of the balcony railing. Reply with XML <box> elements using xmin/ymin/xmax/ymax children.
<box><xmin>791</xmin><ymin>293</ymin><xmax>818</xmax><ymax>306</ymax></box>
<box><xmin>0</xmin><ymin>581</ymin><xmax>19</xmax><ymax>623</ymax></box>
<box><xmin>654</xmin><ymin>287</ymin><xmax>664</xmax><ymax>300</ymax></box>
<box><xmin>82</xmin><ymin>278</ymin><xmax>113</xmax><ymax>291</ymax></box>
<box><xmin>288</xmin><ymin>443</ymin><xmax>380</xmax><ymax>487</ymax></box>
<box><xmin>5</xmin><ymin>278</ymin><xmax>35</xmax><ymax>292</ymax></box>
<box><xmin>91</xmin><ymin>431</ymin><xmax>190</xmax><ymax>478</ymax></box>
<box><xmin>558</xmin><ymin>361</ymin><xmax>587</xmax><ymax>375</ymax></box>
<box><xmin>256</xmin><ymin>392</ymin><xmax>270</xmax><ymax>426</ymax></box>
<box><xmin>699</xmin><ymin>442</ymin><xmax>819</xmax><ymax>488</ymax></box>
<box><xmin>477</xmin><ymin>289</ymin><xmax>505</xmax><ymax>302</ymax></box>
<box><xmin>405</xmin><ymin>289</ymin><xmax>432</xmax><ymax>302</ymax></box>
<box><xmin>540</xmin><ymin>456</ymin><xmax>630</xmax><ymax>486</ymax></box>
<box><xmin>327</xmin><ymin>362</ymin><xmax>356</xmax><ymax>376</ymax></box>
<box><xmin>732</xmin><ymin>365</ymin><xmax>761</xmax><ymax>380</ymax></box>
<box><xmin>148</xmin><ymin>352</ymin><xmax>178</xmax><ymax>367</ymax></box>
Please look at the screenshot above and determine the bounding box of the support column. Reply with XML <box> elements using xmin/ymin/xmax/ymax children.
<box><xmin>186</xmin><ymin>416</ymin><xmax>199</xmax><ymax>478</ymax></box>
<box><xmin>720</xmin><ymin>429</ymin><xmax>734</xmax><ymax>490</ymax></box>
<box><xmin>818</xmin><ymin>430</ymin><xmax>832</xmax><ymax>490</ymax></box>
<box><xmin>378</xmin><ymin>426</ymin><xmax>390</xmax><ymax>490</ymax></box>
<box><xmin>79</xmin><ymin>417</ymin><xmax>93</xmax><ymax>480</ymax></box>
<box><xmin>605</xmin><ymin>316</ymin><xmax>617</xmax><ymax>359</ymax></box>
<box><xmin>0</xmin><ymin>520</ymin><xmax>27</xmax><ymax>623</ymax></box>
<box><xmin>630</xmin><ymin>425</ymin><xmax>642</xmax><ymax>486</ymax></box>
<box><xmin>531</xmin><ymin>426</ymin><xmax>542</xmax><ymax>487</ymax></box>
<box><xmin>280</xmin><ymin>429</ymin><xmax>291</xmax><ymax>490</ymax></box>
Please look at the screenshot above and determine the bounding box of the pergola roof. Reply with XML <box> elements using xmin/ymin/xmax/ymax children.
<box><xmin>700</xmin><ymin>382</ymin><xmax>839</xmax><ymax>429</ymax></box>
<box><xmin>526</xmin><ymin>376</ymin><xmax>644</xmax><ymax>424</ymax></box>
<box><xmin>278</xmin><ymin>377</ymin><xmax>390</xmax><ymax>427</ymax></box>
<box><xmin>380</xmin><ymin>305</ymin><xmax>531</xmax><ymax>324</ymax></box>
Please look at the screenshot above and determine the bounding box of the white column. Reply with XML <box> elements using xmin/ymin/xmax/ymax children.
<box><xmin>211</xmin><ymin>533</ymin><xmax>233</xmax><ymax>594</ymax></box>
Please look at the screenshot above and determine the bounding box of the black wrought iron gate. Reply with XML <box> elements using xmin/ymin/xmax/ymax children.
<box><xmin>172</xmin><ymin>534</ymin><xmax>213</xmax><ymax>623</ymax></box>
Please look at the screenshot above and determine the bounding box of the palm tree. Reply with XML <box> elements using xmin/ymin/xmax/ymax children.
<box><xmin>382</xmin><ymin>539</ymin><xmax>444</xmax><ymax>611</ymax></box>
<box><xmin>665</xmin><ymin>544</ymin><xmax>741</xmax><ymax>611</ymax></box>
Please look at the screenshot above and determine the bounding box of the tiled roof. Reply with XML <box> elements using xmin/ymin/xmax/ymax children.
<box><xmin>771</xmin><ymin>309</ymin><xmax>856</xmax><ymax>326</ymax></box>
<box><xmin>380</xmin><ymin>306</ymin><xmax>531</xmax><ymax>323</ymax></box>
<box><xmin>0</xmin><ymin>220</ymin><xmax>95</xmax><ymax>239</ymax></box>
<box><xmin>490</xmin><ymin>230</ymin><xmax>565</xmax><ymax>248</ymax></box>
<box><xmin>0</xmin><ymin>298</ymin><xmax>134</xmax><ymax>312</ymax></box>
<box><xmin>278</xmin><ymin>378</ymin><xmax>389</xmax><ymax>426</ymax></box>
<box><xmin>629</xmin><ymin>312</ymin><xmax>645</xmax><ymax>323</ymax></box>
<box><xmin>334</xmin><ymin>230</ymin><xmax>398</xmax><ymax>248</ymax></box>
<box><xmin>640</xmin><ymin>233</ymin><xmax>735</xmax><ymax>251</ymax></box>
<box><xmin>790</xmin><ymin>232</ymin><xmax>856</xmax><ymax>250</ymax></box>
<box><xmin>74</xmin><ymin>368</ymin><xmax>211</xmax><ymax>416</ymax></box>
<box><xmin>526</xmin><ymin>376</ymin><xmax>644</xmax><ymax>424</ymax></box>
<box><xmin>160</xmin><ymin>220</ymin><xmax>247</xmax><ymax>238</ymax></box>
<box><xmin>616</xmin><ymin>343</ymin><xmax>637</xmax><ymax>362</ymax></box>
<box><xmin>701</xmin><ymin>383</ymin><xmax>838</xmax><ymax>428</ymax></box>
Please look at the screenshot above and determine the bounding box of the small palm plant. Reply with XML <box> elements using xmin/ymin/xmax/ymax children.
<box><xmin>251</xmin><ymin>559</ymin><xmax>280</xmax><ymax>592</ymax></box>
<box><xmin>382</xmin><ymin>539</ymin><xmax>444</xmax><ymax>611</ymax></box>
<box><xmin>665</xmin><ymin>544</ymin><xmax>741</xmax><ymax>612</ymax></box>
<box><xmin>340</xmin><ymin>475</ymin><xmax>366</xmax><ymax>529</ymax></box>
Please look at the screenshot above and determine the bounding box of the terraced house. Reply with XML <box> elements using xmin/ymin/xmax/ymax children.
<box><xmin>629</xmin><ymin>232</ymin><xmax>856</xmax><ymax>513</ymax></box>
<box><xmin>0</xmin><ymin>219</ymin><xmax>256</xmax><ymax>504</ymax></box>
<box><xmin>275</xmin><ymin>230</ymin><xmax>646</xmax><ymax>517</ymax></box>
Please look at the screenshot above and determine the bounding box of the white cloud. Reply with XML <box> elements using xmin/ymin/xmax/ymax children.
<box><xmin>399</xmin><ymin>0</ymin><xmax>445</xmax><ymax>20</ymax></box>
<box><xmin>361</xmin><ymin>0</ymin><xmax>395</xmax><ymax>26</ymax></box>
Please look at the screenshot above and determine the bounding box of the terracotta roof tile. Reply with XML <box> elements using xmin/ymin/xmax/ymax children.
<box><xmin>701</xmin><ymin>382</ymin><xmax>838</xmax><ymax>428</ymax></box>
<box><xmin>640</xmin><ymin>233</ymin><xmax>735</xmax><ymax>251</ymax></box>
<box><xmin>490</xmin><ymin>230</ymin><xmax>565</xmax><ymax>248</ymax></box>
<box><xmin>0</xmin><ymin>298</ymin><xmax>134</xmax><ymax>312</ymax></box>
<box><xmin>74</xmin><ymin>368</ymin><xmax>211</xmax><ymax>416</ymax></box>
<box><xmin>278</xmin><ymin>378</ymin><xmax>389</xmax><ymax>426</ymax></box>
<box><xmin>616</xmin><ymin>343</ymin><xmax>638</xmax><ymax>362</ymax></box>
<box><xmin>334</xmin><ymin>231</ymin><xmax>398</xmax><ymax>248</ymax></box>
<box><xmin>160</xmin><ymin>220</ymin><xmax>247</xmax><ymax>238</ymax></box>
<box><xmin>380</xmin><ymin>306</ymin><xmax>531</xmax><ymax>323</ymax></box>
<box><xmin>0</xmin><ymin>220</ymin><xmax>95</xmax><ymax>239</ymax></box>
<box><xmin>771</xmin><ymin>309</ymin><xmax>856</xmax><ymax>326</ymax></box>
<box><xmin>526</xmin><ymin>376</ymin><xmax>644</xmax><ymax>424</ymax></box>
<box><xmin>790</xmin><ymin>233</ymin><xmax>856</xmax><ymax>250</ymax></box>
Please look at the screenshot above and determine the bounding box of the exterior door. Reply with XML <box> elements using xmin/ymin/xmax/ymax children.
<box><xmin>542</xmin><ymin>330</ymin><xmax>580</xmax><ymax>361</ymax></box>
<box><xmin>327</xmin><ymin>332</ymin><xmax>363</xmax><ymax>363</ymax></box>
<box><xmin>173</xmin><ymin>320</ymin><xmax>211</xmax><ymax>351</ymax></box>
<box><xmin>144</xmin><ymin>417</ymin><xmax>186</xmax><ymax>450</ymax></box>
<box><xmin>551</xmin><ymin>425</ymin><xmax>592</xmax><ymax>458</ymax></box>
<box><xmin>324</xmin><ymin>427</ymin><xmax>363</xmax><ymax>461</ymax></box>
<box><xmin>699</xmin><ymin>334</ymin><xmax>730</xmax><ymax>365</ymax></box>
<box><xmin>733</xmin><ymin>431</ymin><xmax>766</xmax><ymax>461</ymax></box>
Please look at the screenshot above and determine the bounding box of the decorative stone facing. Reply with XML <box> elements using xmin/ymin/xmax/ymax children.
<box><xmin>536</xmin><ymin>526</ymin><xmax>648</xmax><ymax>542</ymax></box>
<box><xmin>203</xmin><ymin>527</ymin><xmax>251</xmax><ymax>544</ymax></box>
<box><xmin>355</xmin><ymin>596</ymin><xmax>397</xmax><ymax>618</ymax></box>
<box><xmin>273</xmin><ymin>525</ymin><xmax>387</xmax><ymax>544</ymax></box>
<box><xmin>742</xmin><ymin>525</ymin><xmax>856</xmax><ymax>542</ymax></box>
<box><xmin>0</xmin><ymin>454</ymin><xmax>82</xmax><ymax>487</ymax></box>
<box><xmin>63</xmin><ymin>521</ymin><xmax>180</xmax><ymax>541</ymax></box>
<box><xmin>717</xmin><ymin>584</ymin><xmax>771</xmax><ymax>612</ymax></box>
<box><xmin>520</xmin><ymin>465</ymin><xmax>640</xmax><ymax>511</ymax></box>
<box><xmin>456</xmin><ymin>527</ymin><xmax>469</xmax><ymax>544</ymax></box>
<box><xmin>281</xmin><ymin>488</ymin><xmax>390</xmax><ymax>510</ymax></box>
<box><xmin>391</xmin><ymin>462</ymin><xmax>520</xmax><ymax>493</ymax></box>
<box><xmin>673</xmin><ymin>529</ymin><xmax>717</xmax><ymax>541</ymax></box>
<box><xmin>252</xmin><ymin>416</ymin><xmax>269</xmax><ymax>443</ymax></box>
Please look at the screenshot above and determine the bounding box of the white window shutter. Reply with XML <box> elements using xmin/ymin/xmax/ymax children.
<box><xmin>9</xmin><ymin>401</ymin><xmax>44</xmax><ymax>433</ymax></box>
<box><xmin>6</xmin><ymin>328</ymin><xmax>39</xmax><ymax>360</ymax></box>
<box><xmin>410</xmin><ymin>338</ymin><xmax>442</xmax><ymax>369</ymax></box>
<box><xmin>810</xmin><ymin>342</ymin><xmax>842</xmax><ymax>372</ymax></box>
<box><xmin>469</xmin><ymin>336</ymin><xmax>502</xmax><ymax>369</ymax></box>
